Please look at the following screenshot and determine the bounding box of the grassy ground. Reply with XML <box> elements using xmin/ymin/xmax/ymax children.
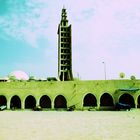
<box><xmin>0</xmin><ymin>110</ymin><xmax>140</xmax><ymax>140</ymax></box>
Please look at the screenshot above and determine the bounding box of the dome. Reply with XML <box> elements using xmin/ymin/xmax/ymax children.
<box><xmin>9</xmin><ymin>70</ymin><xmax>29</xmax><ymax>80</ymax></box>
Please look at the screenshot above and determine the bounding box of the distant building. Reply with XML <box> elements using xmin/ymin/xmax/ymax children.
<box><xmin>57</xmin><ymin>8</ymin><xmax>73</xmax><ymax>81</ymax></box>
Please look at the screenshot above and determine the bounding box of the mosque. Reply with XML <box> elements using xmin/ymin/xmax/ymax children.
<box><xmin>0</xmin><ymin>8</ymin><xmax>140</xmax><ymax>110</ymax></box>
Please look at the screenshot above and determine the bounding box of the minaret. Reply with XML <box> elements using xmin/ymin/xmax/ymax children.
<box><xmin>57</xmin><ymin>8</ymin><xmax>73</xmax><ymax>81</ymax></box>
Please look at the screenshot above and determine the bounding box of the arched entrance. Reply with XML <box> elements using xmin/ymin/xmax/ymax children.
<box><xmin>119</xmin><ymin>93</ymin><xmax>135</xmax><ymax>108</ymax></box>
<box><xmin>100</xmin><ymin>93</ymin><xmax>114</xmax><ymax>106</ymax></box>
<box><xmin>25</xmin><ymin>95</ymin><xmax>36</xmax><ymax>109</ymax></box>
<box><xmin>54</xmin><ymin>95</ymin><xmax>67</xmax><ymax>109</ymax></box>
<box><xmin>0</xmin><ymin>95</ymin><xmax>7</xmax><ymax>106</ymax></box>
<box><xmin>10</xmin><ymin>95</ymin><xmax>21</xmax><ymax>109</ymax></box>
<box><xmin>83</xmin><ymin>93</ymin><xmax>97</xmax><ymax>106</ymax></box>
<box><xmin>40</xmin><ymin>95</ymin><xmax>51</xmax><ymax>108</ymax></box>
<box><xmin>137</xmin><ymin>95</ymin><xmax>140</xmax><ymax>108</ymax></box>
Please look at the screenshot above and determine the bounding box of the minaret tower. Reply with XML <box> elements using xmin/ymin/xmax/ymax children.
<box><xmin>57</xmin><ymin>8</ymin><xmax>73</xmax><ymax>81</ymax></box>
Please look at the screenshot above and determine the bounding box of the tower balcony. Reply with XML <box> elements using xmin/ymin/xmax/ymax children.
<box><xmin>61</xmin><ymin>52</ymin><xmax>70</xmax><ymax>55</ymax></box>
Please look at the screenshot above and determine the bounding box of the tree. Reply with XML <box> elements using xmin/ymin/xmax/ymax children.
<box><xmin>130</xmin><ymin>75</ymin><xmax>136</xmax><ymax>80</ymax></box>
<box><xmin>47</xmin><ymin>77</ymin><xmax>57</xmax><ymax>81</ymax></box>
<box><xmin>8</xmin><ymin>75</ymin><xmax>16</xmax><ymax>81</ymax></box>
<box><xmin>29</xmin><ymin>76</ymin><xmax>36</xmax><ymax>81</ymax></box>
<box><xmin>119</xmin><ymin>72</ymin><xmax>125</xmax><ymax>79</ymax></box>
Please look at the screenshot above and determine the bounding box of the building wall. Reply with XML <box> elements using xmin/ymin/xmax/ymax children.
<box><xmin>0</xmin><ymin>80</ymin><xmax>140</xmax><ymax>110</ymax></box>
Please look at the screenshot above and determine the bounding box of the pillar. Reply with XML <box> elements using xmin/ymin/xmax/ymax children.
<box><xmin>21</xmin><ymin>100</ymin><xmax>25</xmax><ymax>109</ymax></box>
<box><xmin>37</xmin><ymin>99</ymin><xmax>40</xmax><ymax>106</ymax></box>
<box><xmin>7</xmin><ymin>99</ymin><xmax>10</xmax><ymax>110</ymax></box>
<box><xmin>97</xmin><ymin>98</ymin><xmax>100</xmax><ymax>110</ymax></box>
<box><xmin>52</xmin><ymin>101</ymin><xmax>54</xmax><ymax>110</ymax></box>
<box><xmin>135</xmin><ymin>100</ymin><xmax>137</xmax><ymax>108</ymax></box>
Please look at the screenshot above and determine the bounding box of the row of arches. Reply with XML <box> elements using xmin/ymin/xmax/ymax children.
<box><xmin>84</xmin><ymin>93</ymin><xmax>137</xmax><ymax>108</ymax></box>
<box><xmin>0</xmin><ymin>93</ymin><xmax>140</xmax><ymax>109</ymax></box>
<box><xmin>0</xmin><ymin>95</ymin><xmax>67</xmax><ymax>109</ymax></box>
<box><xmin>83</xmin><ymin>93</ymin><xmax>114</xmax><ymax>106</ymax></box>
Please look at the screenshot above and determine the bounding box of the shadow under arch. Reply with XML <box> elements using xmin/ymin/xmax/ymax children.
<box><xmin>83</xmin><ymin>93</ymin><xmax>97</xmax><ymax>107</ymax></box>
<box><xmin>39</xmin><ymin>95</ymin><xmax>51</xmax><ymax>108</ymax></box>
<box><xmin>119</xmin><ymin>93</ymin><xmax>135</xmax><ymax>108</ymax></box>
<box><xmin>137</xmin><ymin>95</ymin><xmax>140</xmax><ymax>108</ymax></box>
<box><xmin>54</xmin><ymin>95</ymin><xmax>67</xmax><ymax>109</ymax></box>
<box><xmin>25</xmin><ymin>95</ymin><xmax>36</xmax><ymax>109</ymax></box>
<box><xmin>10</xmin><ymin>95</ymin><xmax>21</xmax><ymax>109</ymax></box>
<box><xmin>0</xmin><ymin>95</ymin><xmax>7</xmax><ymax>106</ymax></box>
<box><xmin>100</xmin><ymin>93</ymin><xmax>114</xmax><ymax>106</ymax></box>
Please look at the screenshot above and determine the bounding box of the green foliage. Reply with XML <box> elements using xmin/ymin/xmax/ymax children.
<box><xmin>47</xmin><ymin>77</ymin><xmax>57</xmax><ymax>81</ymax></box>
<box><xmin>119</xmin><ymin>72</ymin><xmax>125</xmax><ymax>79</ymax></box>
<box><xmin>29</xmin><ymin>76</ymin><xmax>36</xmax><ymax>81</ymax></box>
<box><xmin>130</xmin><ymin>75</ymin><xmax>136</xmax><ymax>80</ymax></box>
<box><xmin>8</xmin><ymin>75</ymin><xmax>16</xmax><ymax>81</ymax></box>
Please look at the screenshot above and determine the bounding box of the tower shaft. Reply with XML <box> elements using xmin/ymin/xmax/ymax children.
<box><xmin>58</xmin><ymin>8</ymin><xmax>73</xmax><ymax>81</ymax></box>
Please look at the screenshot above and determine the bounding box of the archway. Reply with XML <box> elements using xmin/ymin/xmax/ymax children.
<box><xmin>40</xmin><ymin>95</ymin><xmax>51</xmax><ymax>108</ymax></box>
<box><xmin>54</xmin><ymin>95</ymin><xmax>67</xmax><ymax>109</ymax></box>
<box><xmin>0</xmin><ymin>95</ymin><xmax>7</xmax><ymax>106</ymax></box>
<box><xmin>10</xmin><ymin>95</ymin><xmax>21</xmax><ymax>109</ymax></box>
<box><xmin>100</xmin><ymin>93</ymin><xmax>114</xmax><ymax>106</ymax></box>
<box><xmin>83</xmin><ymin>93</ymin><xmax>97</xmax><ymax>106</ymax></box>
<box><xmin>119</xmin><ymin>93</ymin><xmax>135</xmax><ymax>108</ymax></box>
<box><xmin>137</xmin><ymin>95</ymin><xmax>140</xmax><ymax>108</ymax></box>
<box><xmin>25</xmin><ymin>95</ymin><xmax>36</xmax><ymax>109</ymax></box>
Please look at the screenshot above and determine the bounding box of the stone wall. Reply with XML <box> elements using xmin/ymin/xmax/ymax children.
<box><xmin>0</xmin><ymin>80</ymin><xmax>140</xmax><ymax>110</ymax></box>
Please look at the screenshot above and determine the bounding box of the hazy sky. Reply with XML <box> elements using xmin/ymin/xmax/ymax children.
<box><xmin>0</xmin><ymin>0</ymin><xmax>140</xmax><ymax>80</ymax></box>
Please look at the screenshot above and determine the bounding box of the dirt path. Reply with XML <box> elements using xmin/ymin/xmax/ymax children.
<box><xmin>0</xmin><ymin>110</ymin><xmax>140</xmax><ymax>140</ymax></box>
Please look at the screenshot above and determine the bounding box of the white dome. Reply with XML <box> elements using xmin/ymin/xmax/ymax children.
<box><xmin>9</xmin><ymin>70</ymin><xmax>29</xmax><ymax>80</ymax></box>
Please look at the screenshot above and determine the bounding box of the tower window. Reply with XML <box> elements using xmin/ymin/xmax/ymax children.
<box><xmin>67</xmin><ymin>38</ymin><xmax>70</xmax><ymax>42</ymax></box>
<box><xmin>64</xmin><ymin>44</ymin><xmax>68</xmax><ymax>48</ymax></box>
<box><xmin>63</xmin><ymin>21</ymin><xmax>66</xmax><ymax>26</ymax></box>
<box><xmin>63</xmin><ymin>33</ymin><xmax>66</xmax><ymax>37</ymax></box>
<box><xmin>61</xmin><ymin>38</ymin><xmax>64</xmax><ymax>42</ymax></box>
<box><xmin>61</xmin><ymin>44</ymin><xmax>64</xmax><ymax>47</ymax></box>
<box><xmin>67</xmin><ymin>55</ymin><xmax>70</xmax><ymax>59</ymax></box>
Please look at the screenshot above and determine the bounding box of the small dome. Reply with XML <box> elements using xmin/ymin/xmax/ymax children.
<box><xmin>9</xmin><ymin>70</ymin><xmax>29</xmax><ymax>80</ymax></box>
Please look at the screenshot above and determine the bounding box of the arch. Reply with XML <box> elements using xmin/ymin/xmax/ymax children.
<box><xmin>54</xmin><ymin>95</ymin><xmax>67</xmax><ymax>109</ymax></box>
<box><xmin>83</xmin><ymin>93</ymin><xmax>97</xmax><ymax>107</ymax></box>
<box><xmin>10</xmin><ymin>95</ymin><xmax>21</xmax><ymax>109</ymax></box>
<box><xmin>0</xmin><ymin>95</ymin><xmax>7</xmax><ymax>106</ymax></box>
<box><xmin>119</xmin><ymin>93</ymin><xmax>135</xmax><ymax>108</ymax></box>
<box><xmin>100</xmin><ymin>93</ymin><xmax>114</xmax><ymax>106</ymax></box>
<box><xmin>137</xmin><ymin>95</ymin><xmax>140</xmax><ymax>108</ymax></box>
<box><xmin>39</xmin><ymin>95</ymin><xmax>51</xmax><ymax>108</ymax></box>
<box><xmin>25</xmin><ymin>95</ymin><xmax>36</xmax><ymax>109</ymax></box>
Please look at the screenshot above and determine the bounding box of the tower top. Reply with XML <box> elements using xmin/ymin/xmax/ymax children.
<box><xmin>61</xmin><ymin>7</ymin><xmax>67</xmax><ymax>21</ymax></box>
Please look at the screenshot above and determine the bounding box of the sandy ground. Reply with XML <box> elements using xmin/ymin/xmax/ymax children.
<box><xmin>0</xmin><ymin>110</ymin><xmax>140</xmax><ymax>140</ymax></box>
